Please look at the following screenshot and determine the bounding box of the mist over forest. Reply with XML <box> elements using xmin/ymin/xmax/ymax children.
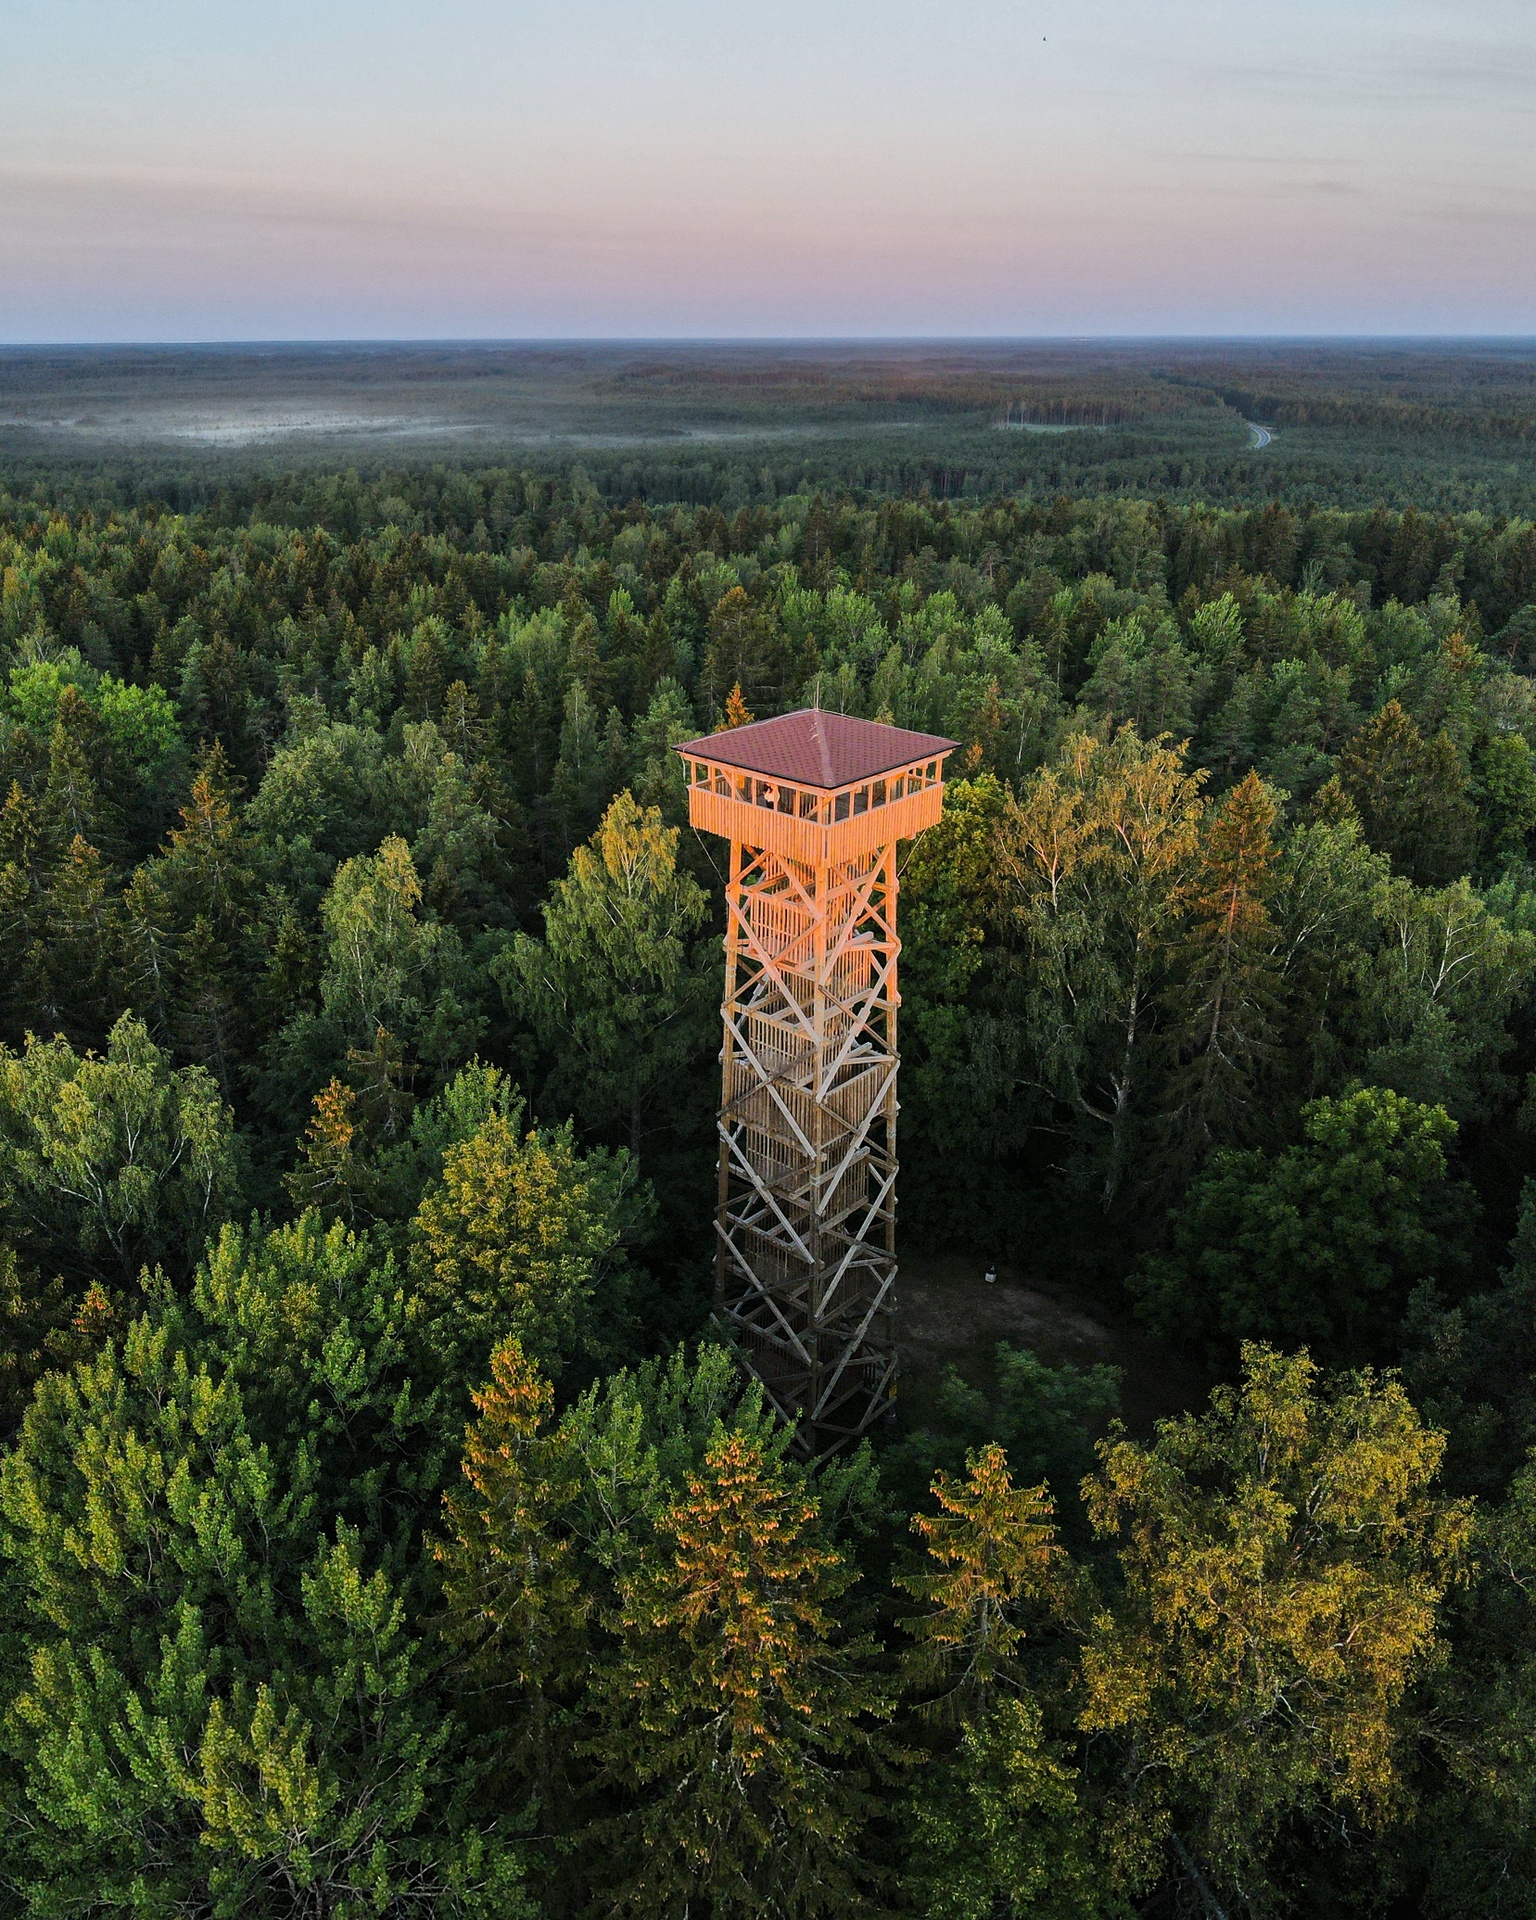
<box><xmin>2</xmin><ymin>338</ymin><xmax>1536</xmax><ymax>1917</ymax></box>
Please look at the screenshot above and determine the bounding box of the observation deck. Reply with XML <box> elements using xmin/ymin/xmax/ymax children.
<box><xmin>677</xmin><ymin>708</ymin><xmax>956</xmax><ymax>863</ymax></box>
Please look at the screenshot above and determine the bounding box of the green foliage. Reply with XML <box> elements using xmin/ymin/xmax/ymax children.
<box><xmin>0</xmin><ymin>451</ymin><xmax>1532</xmax><ymax>1913</ymax></box>
<box><xmin>1414</xmin><ymin>1450</ymin><xmax>1536</xmax><ymax>1918</ymax></box>
<box><xmin>438</xmin><ymin>1337</ymin><xmax>886</xmax><ymax>1912</ymax></box>
<box><xmin>1402</xmin><ymin>1174</ymin><xmax>1536</xmax><ymax>1496</ymax></box>
<box><xmin>897</xmin><ymin>1443</ymin><xmax>1065</xmax><ymax>1724</ymax></box>
<box><xmin>898</xmin><ymin>774</ymin><xmax>1024</xmax><ymax>1236</ymax></box>
<box><xmin>0</xmin><ymin>1243</ymin><xmax>526</xmax><ymax>1917</ymax></box>
<box><xmin>1134</xmin><ymin>1087</ymin><xmax>1477</xmax><ymax>1364</ymax></box>
<box><xmin>883</xmin><ymin>1343</ymin><xmax>1121</xmax><ymax>1529</ymax></box>
<box><xmin>271</xmin><ymin>835</ymin><xmax>485</xmax><ymax>1131</ymax></box>
<box><xmin>1335</xmin><ymin>699</ymin><xmax>1477</xmax><ymax>886</ymax></box>
<box><xmin>499</xmin><ymin>788</ymin><xmax>713</xmax><ymax>1153</ymax></box>
<box><xmin>1077</xmin><ymin>1344</ymin><xmax>1473</xmax><ymax>1909</ymax></box>
<box><xmin>899</xmin><ymin>1697</ymin><xmax>1099</xmax><ymax>1920</ymax></box>
<box><xmin>1349</xmin><ymin>875</ymin><xmax>1536</xmax><ymax>1122</ymax></box>
<box><xmin>0</xmin><ymin>1011</ymin><xmax>237</xmax><ymax>1298</ymax></box>
<box><xmin>1000</xmin><ymin>728</ymin><xmax>1207</xmax><ymax>1208</ymax></box>
<box><xmin>4</xmin><ymin>651</ymin><xmax>180</xmax><ymax>790</ymax></box>
<box><xmin>437</xmin><ymin>1338</ymin><xmax>587</xmax><ymax>1698</ymax></box>
<box><xmin>1161</xmin><ymin>768</ymin><xmax>1282</xmax><ymax>1164</ymax></box>
<box><xmin>186</xmin><ymin>1210</ymin><xmax>458</xmax><ymax>1542</ymax></box>
<box><xmin>585</xmin><ymin>1429</ymin><xmax>894</xmax><ymax>1919</ymax></box>
<box><xmin>412</xmin><ymin>1106</ymin><xmax>648</xmax><ymax>1383</ymax></box>
<box><xmin>1472</xmin><ymin>729</ymin><xmax>1536</xmax><ymax>873</ymax></box>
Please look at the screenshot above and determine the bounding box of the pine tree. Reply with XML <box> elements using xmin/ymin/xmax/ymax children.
<box><xmin>412</xmin><ymin>1108</ymin><xmax>643</xmax><ymax>1381</ymax></box>
<box><xmin>548</xmin><ymin>681</ymin><xmax>610</xmax><ymax>853</ymax></box>
<box><xmin>115</xmin><ymin>863</ymin><xmax>175</xmax><ymax>1041</ymax></box>
<box><xmin>0</xmin><ymin>1221</ymin><xmax>530</xmax><ymax>1915</ymax></box>
<box><xmin>0</xmin><ymin>1246</ymin><xmax>83</xmax><ymax>1436</ymax></box>
<box><xmin>112</xmin><ymin>747</ymin><xmax>254</xmax><ymax>1076</ymax></box>
<box><xmin>719</xmin><ymin>681</ymin><xmax>754</xmax><ymax>730</ymax></box>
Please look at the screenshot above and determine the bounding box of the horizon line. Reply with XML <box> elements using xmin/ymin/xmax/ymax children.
<box><xmin>4</xmin><ymin>332</ymin><xmax>1536</xmax><ymax>353</ymax></box>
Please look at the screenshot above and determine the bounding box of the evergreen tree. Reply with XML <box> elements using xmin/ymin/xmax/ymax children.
<box><xmin>0</xmin><ymin>1215</ymin><xmax>529</xmax><ymax>1916</ymax></box>
<box><xmin>33</xmin><ymin>832</ymin><xmax>118</xmax><ymax>1043</ymax></box>
<box><xmin>436</xmin><ymin>1337</ymin><xmax>588</xmax><ymax>1799</ymax></box>
<box><xmin>499</xmin><ymin>790</ymin><xmax>713</xmax><ymax>1153</ymax></box>
<box><xmin>895</xmin><ymin>1448</ymin><xmax>1096</xmax><ymax>1920</ymax></box>
<box><xmin>1162</xmin><ymin>768</ymin><xmax>1282</xmax><ymax>1165</ymax></box>
<box><xmin>897</xmin><ymin>1443</ymin><xmax>1065</xmax><ymax>1725</ymax></box>
<box><xmin>412</xmin><ymin>1107</ymin><xmax>646</xmax><ymax>1381</ymax></box>
<box><xmin>587</xmin><ymin>1431</ymin><xmax>893</xmax><ymax>1919</ymax></box>
<box><xmin>1336</xmin><ymin>699</ymin><xmax>1476</xmax><ymax>885</ymax></box>
<box><xmin>704</xmin><ymin>590</ymin><xmax>777</xmax><ymax>718</ymax></box>
<box><xmin>39</xmin><ymin>686</ymin><xmax>117</xmax><ymax>857</ymax></box>
<box><xmin>1414</xmin><ymin>1449</ymin><xmax>1536</xmax><ymax>1918</ymax></box>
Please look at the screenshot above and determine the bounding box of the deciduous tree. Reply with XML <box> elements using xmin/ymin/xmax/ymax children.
<box><xmin>1078</xmin><ymin>1344</ymin><xmax>1472</xmax><ymax>1909</ymax></box>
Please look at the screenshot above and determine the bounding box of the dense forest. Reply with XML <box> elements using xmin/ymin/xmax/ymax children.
<box><xmin>8</xmin><ymin>339</ymin><xmax>1536</xmax><ymax>519</ymax></box>
<box><xmin>3</xmin><ymin>459</ymin><xmax>1536</xmax><ymax>1916</ymax></box>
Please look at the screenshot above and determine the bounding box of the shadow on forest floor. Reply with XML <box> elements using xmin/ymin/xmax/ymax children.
<box><xmin>895</xmin><ymin>1249</ymin><xmax>1211</xmax><ymax>1442</ymax></box>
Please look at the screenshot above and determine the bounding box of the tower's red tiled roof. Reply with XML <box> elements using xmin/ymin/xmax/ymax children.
<box><xmin>677</xmin><ymin>709</ymin><xmax>957</xmax><ymax>789</ymax></box>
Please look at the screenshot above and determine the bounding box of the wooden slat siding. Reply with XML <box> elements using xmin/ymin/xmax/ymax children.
<box><xmin>688</xmin><ymin>780</ymin><xmax>944</xmax><ymax>861</ymax></box>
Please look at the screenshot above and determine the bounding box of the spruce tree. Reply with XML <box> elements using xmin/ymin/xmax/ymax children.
<box><xmin>436</xmin><ymin>1337</ymin><xmax>588</xmax><ymax>1797</ymax></box>
<box><xmin>588</xmin><ymin>1432</ymin><xmax>893</xmax><ymax>1919</ymax></box>
<box><xmin>1163</xmin><ymin>769</ymin><xmax>1282</xmax><ymax>1165</ymax></box>
<box><xmin>894</xmin><ymin>1447</ymin><xmax>1096</xmax><ymax>1920</ymax></box>
<box><xmin>1336</xmin><ymin>699</ymin><xmax>1476</xmax><ymax>885</ymax></box>
<box><xmin>897</xmin><ymin>1443</ymin><xmax>1065</xmax><ymax>1725</ymax></box>
<box><xmin>499</xmin><ymin>790</ymin><xmax>712</xmax><ymax>1153</ymax></box>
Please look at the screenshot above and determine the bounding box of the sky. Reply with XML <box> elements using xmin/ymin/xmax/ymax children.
<box><xmin>2</xmin><ymin>0</ymin><xmax>1533</xmax><ymax>341</ymax></box>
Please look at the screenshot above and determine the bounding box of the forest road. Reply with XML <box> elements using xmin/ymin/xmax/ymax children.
<box><xmin>1246</xmin><ymin>420</ymin><xmax>1274</xmax><ymax>448</ymax></box>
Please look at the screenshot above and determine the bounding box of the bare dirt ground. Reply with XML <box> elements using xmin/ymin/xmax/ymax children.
<box><xmin>895</xmin><ymin>1248</ymin><xmax>1211</xmax><ymax>1438</ymax></box>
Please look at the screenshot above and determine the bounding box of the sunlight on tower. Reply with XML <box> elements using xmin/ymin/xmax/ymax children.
<box><xmin>677</xmin><ymin>708</ymin><xmax>956</xmax><ymax>1452</ymax></box>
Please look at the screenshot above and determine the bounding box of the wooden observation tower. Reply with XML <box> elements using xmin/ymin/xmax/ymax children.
<box><xmin>677</xmin><ymin>709</ymin><xmax>956</xmax><ymax>1450</ymax></box>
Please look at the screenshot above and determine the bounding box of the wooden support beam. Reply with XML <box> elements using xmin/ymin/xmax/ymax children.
<box><xmin>715</xmin><ymin>840</ymin><xmax>900</xmax><ymax>1452</ymax></box>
